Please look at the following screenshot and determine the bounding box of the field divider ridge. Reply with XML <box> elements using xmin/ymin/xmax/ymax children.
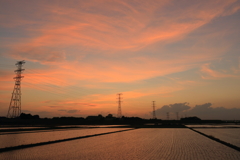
<box><xmin>187</xmin><ymin>127</ymin><xmax>240</xmax><ymax>152</ymax></box>
<box><xmin>0</xmin><ymin>128</ymin><xmax>137</xmax><ymax>153</ymax></box>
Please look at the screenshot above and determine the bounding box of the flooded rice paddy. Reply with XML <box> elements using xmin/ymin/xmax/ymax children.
<box><xmin>0</xmin><ymin>127</ymin><xmax>129</xmax><ymax>148</ymax></box>
<box><xmin>0</xmin><ymin>127</ymin><xmax>240</xmax><ymax>160</ymax></box>
<box><xmin>194</xmin><ymin>128</ymin><xmax>240</xmax><ymax>148</ymax></box>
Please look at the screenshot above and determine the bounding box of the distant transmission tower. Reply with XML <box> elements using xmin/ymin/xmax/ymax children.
<box><xmin>117</xmin><ymin>93</ymin><xmax>122</xmax><ymax>118</ymax></box>
<box><xmin>152</xmin><ymin>101</ymin><xmax>156</xmax><ymax>119</ymax></box>
<box><xmin>7</xmin><ymin>60</ymin><xmax>25</xmax><ymax>118</ymax></box>
<box><xmin>167</xmin><ymin>112</ymin><xmax>169</xmax><ymax>120</ymax></box>
<box><xmin>176</xmin><ymin>112</ymin><xmax>179</xmax><ymax>120</ymax></box>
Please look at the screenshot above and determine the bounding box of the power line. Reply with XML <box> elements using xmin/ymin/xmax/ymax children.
<box><xmin>24</xmin><ymin>69</ymin><xmax>94</xmax><ymax>96</ymax></box>
<box><xmin>3</xmin><ymin>65</ymin><xmax>94</xmax><ymax>97</ymax></box>
<box><xmin>22</xmin><ymin>70</ymin><xmax>93</xmax><ymax>99</ymax></box>
<box><xmin>1</xmin><ymin>63</ymin><xmax>108</xmax><ymax>105</ymax></box>
<box><xmin>22</xmin><ymin>83</ymin><xmax>73</xmax><ymax>100</ymax></box>
<box><xmin>22</xmin><ymin>81</ymin><xmax>92</xmax><ymax>101</ymax></box>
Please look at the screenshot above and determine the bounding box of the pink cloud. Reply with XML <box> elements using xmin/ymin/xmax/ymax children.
<box><xmin>3</xmin><ymin>1</ymin><xmax>238</xmax><ymax>86</ymax></box>
<box><xmin>200</xmin><ymin>63</ymin><xmax>240</xmax><ymax>79</ymax></box>
<box><xmin>6</xmin><ymin>0</ymin><xmax>239</xmax><ymax>61</ymax></box>
<box><xmin>11</xmin><ymin>54</ymin><xmax>212</xmax><ymax>92</ymax></box>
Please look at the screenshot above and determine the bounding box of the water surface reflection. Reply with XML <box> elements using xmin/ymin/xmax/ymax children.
<box><xmin>1</xmin><ymin>128</ymin><xmax>240</xmax><ymax>160</ymax></box>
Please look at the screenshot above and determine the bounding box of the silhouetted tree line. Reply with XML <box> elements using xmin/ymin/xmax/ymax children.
<box><xmin>2</xmin><ymin>113</ymin><xmax>202</xmax><ymax>122</ymax></box>
<box><xmin>2</xmin><ymin>113</ymin><xmax>233</xmax><ymax>125</ymax></box>
<box><xmin>0</xmin><ymin>113</ymin><xmax>147</xmax><ymax>125</ymax></box>
<box><xmin>180</xmin><ymin>116</ymin><xmax>201</xmax><ymax>121</ymax></box>
<box><xmin>20</xmin><ymin>113</ymin><xmax>40</xmax><ymax>119</ymax></box>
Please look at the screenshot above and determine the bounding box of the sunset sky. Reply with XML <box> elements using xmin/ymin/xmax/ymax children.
<box><xmin>0</xmin><ymin>0</ymin><xmax>240</xmax><ymax>119</ymax></box>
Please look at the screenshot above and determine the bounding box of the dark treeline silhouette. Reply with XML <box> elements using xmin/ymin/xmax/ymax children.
<box><xmin>0</xmin><ymin>113</ymin><xmax>147</xmax><ymax>125</ymax></box>
<box><xmin>0</xmin><ymin>113</ymin><xmax>238</xmax><ymax>126</ymax></box>
<box><xmin>20</xmin><ymin>113</ymin><xmax>40</xmax><ymax>119</ymax></box>
<box><xmin>181</xmin><ymin>116</ymin><xmax>201</xmax><ymax>121</ymax></box>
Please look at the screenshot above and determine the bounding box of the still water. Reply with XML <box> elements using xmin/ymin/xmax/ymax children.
<box><xmin>186</xmin><ymin>124</ymin><xmax>240</xmax><ymax>128</ymax></box>
<box><xmin>195</xmin><ymin>128</ymin><xmax>240</xmax><ymax>148</ymax></box>
<box><xmin>1</xmin><ymin>128</ymin><xmax>240</xmax><ymax>160</ymax></box>
<box><xmin>0</xmin><ymin>128</ymin><xmax>128</xmax><ymax>148</ymax></box>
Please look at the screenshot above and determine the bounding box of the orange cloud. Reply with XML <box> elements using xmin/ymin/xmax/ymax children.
<box><xmin>24</xmin><ymin>58</ymin><xmax>187</xmax><ymax>84</ymax></box>
<box><xmin>6</xmin><ymin>0</ymin><xmax>239</xmax><ymax>61</ymax></box>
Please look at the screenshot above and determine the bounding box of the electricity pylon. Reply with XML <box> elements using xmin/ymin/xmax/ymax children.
<box><xmin>152</xmin><ymin>101</ymin><xmax>156</xmax><ymax>119</ymax></box>
<box><xmin>117</xmin><ymin>93</ymin><xmax>122</xmax><ymax>118</ymax></box>
<box><xmin>167</xmin><ymin>112</ymin><xmax>169</xmax><ymax>120</ymax></box>
<box><xmin>7</xmin><ymin>60</ymin><xmax>25</xmax><ymax>118</ymax></box>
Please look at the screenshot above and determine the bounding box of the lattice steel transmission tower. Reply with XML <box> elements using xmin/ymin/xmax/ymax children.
<box><xmin>166</xmin><ymin>112</ymin><xmax>169</xmax><ymax>120</ymax></box>
<box><xmin>117</xmin><ymin>93</ymin><xmax>122</xmax><ymax>118</ymax></box>
<box><xmin>152</xmin><ymin>101</ymin><xmax>156</xmax><ymax>119</ymax></box>
<box><xmin>7</xmin><ymin>60</ymin><xmax>25</xmax><ymax>118</ymax></box>
<box><xmin>176</xmin><ymin>112</ymin><xmax>179</xmax><ymax>120</ymax></box>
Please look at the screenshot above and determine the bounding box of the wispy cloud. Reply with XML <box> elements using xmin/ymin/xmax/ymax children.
<box><xmin>200</xmin><ymin>63</ymin><xmax>240</xmax><ymax>79</ymax></box>
<box><xmin>5</xmin><ymin>0</ymin><xmax>238</xmax><ymax>60</ymax></box>
<box><xmin>1</xmin><ymin>0</ymin><xmax>240</xmax><ymax>118</ymax></box>
<box><xmin>58</xmin><ymin>109</ymin><xmax>80</xmax><ymax>113</ymax></box>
